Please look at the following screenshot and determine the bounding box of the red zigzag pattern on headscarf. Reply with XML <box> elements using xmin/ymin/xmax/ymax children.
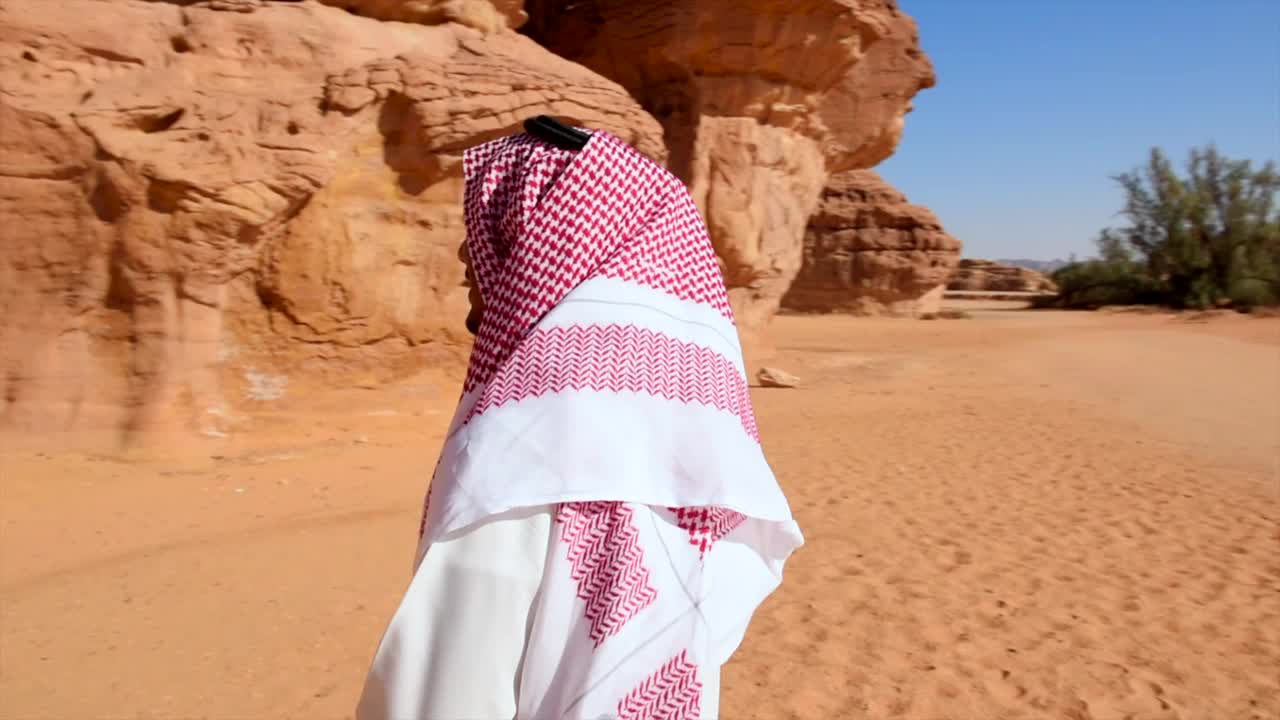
<box><xmin>461</xmin><ymin>131</ymin><xmax>735</xmax><ymax>400</ymax></box>
<box><xmin>617</xmin><ymin>650</ymin><xmax>702</xmax><ymax>720</ymax></box>
<box><xmin>468</xmin><ymin>324</ymin><xmax>760</xmax><ymax>441</ymax></box>
<box><xmin>556</xmin><ymin>502</ymin><xmax>659</xmax><ymax>647</ymax></box>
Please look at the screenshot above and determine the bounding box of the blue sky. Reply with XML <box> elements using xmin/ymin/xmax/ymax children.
<box><xmin>876</xmin><ymin>0</ymin><xmax>1280</xmax><ymax>261</ymax></box>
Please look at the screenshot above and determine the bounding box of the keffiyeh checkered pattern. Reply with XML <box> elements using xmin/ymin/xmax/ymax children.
<box><xmin>462</xmin><ymin>131</ymin><xmax>736</xmax><ymax>398</ymax></box>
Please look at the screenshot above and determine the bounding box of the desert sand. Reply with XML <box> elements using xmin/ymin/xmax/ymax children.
<box><xmin>2</xmin><ymin>306</ymin><xmax>1278</xmax><ymax>720</ymax></box>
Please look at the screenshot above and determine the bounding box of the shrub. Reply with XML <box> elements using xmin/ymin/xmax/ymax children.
<box><xmin>1048</xmin><ymin>146</ymin><xmax>1279</xmax><ymax>310</ymax></box>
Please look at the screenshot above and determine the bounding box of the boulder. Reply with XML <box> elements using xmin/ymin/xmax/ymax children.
<box><xmin>782</xmin><ymin>170</ymin><xmax>961</xmax><ymax>315</ymax></box>
<box><xmin>948</xmin><ymin>259</ymin><xmax>1059</xmax><ymax>294</ymax></box>
<box><xmin>756</xmin><ymin>367</ymin><xmax>801</xmax><ymax>389</ymax></box>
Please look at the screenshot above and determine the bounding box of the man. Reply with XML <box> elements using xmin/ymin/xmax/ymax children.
<box><xmin>356</xmin><ymin>127</ymin><xmax>802</xmax><ymax>719</ymax></box>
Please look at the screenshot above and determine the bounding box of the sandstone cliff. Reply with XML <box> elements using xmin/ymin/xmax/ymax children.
<box><xmin>0</xmin><ymin>0</ymin><xmax>934</xmax><ymax>445</ymax></box>
<box><xmin>523</xmin><ymin>0</ymin><xmax>935</xmax><ymax>330</ymax></box>
<box><xmin>948</xmin><ymin>259</ymin><xmax>1059</xmax><ymax>294</ymax></box>
<box><xmin>318</xmin><ymin>0</ymin><xmax>529</xmax><ymax>32</ymax></box>
<box><xmin>782</xmin><ymin>170</ymin><xmax>961</xmax><ymax>315</ymax></box>
<box><xmin>0</xmin><ymin>0</ymin><xmax>660</xmax><ymax>440</ymax></box>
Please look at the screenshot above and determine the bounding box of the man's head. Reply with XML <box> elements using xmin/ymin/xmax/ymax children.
<box><xmin>459</xmin><ymin>130</ymin><xmax>709</xmax><ymax>391</ymax></box>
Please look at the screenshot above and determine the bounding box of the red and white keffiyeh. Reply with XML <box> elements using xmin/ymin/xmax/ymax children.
<box><xmin>422</xmin><ymin>130</ymin><xmax>798</xmax><ymax>547</ymax></box>
<box><xmin>364</xmin><ymin>129</ymin><xmax>802</xmax><ymax>719</ymax></box>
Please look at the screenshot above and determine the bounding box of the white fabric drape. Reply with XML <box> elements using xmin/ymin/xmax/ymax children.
<box><xmin>359</xmin><ymin>501</ymin><xmax>790</xmax><ymax>719</ymax></box>
<box><xmin>357</xmin><ymin>507</ymin><xmax>553</xmax><ymax>720</ymax></box>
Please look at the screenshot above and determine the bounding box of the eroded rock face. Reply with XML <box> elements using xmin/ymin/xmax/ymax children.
<box><xmin>948</xmin><ymin>259</ymin><xmax>1059</xmax><ymax>294</ymax></box>
<box><xmin>318</xmin><ymin>0</ymin><xmax>529</xmax><ymax>32</ymax></box>
<box><xmin>0</xmin><ymin>0</ymin><xmax>660</xmax><ymax>442</ymax></box>
<box><xmin>782</xmin><ymin>170</ymin><xmax>961</xmax><ymax>316</ymax></box>
<box><xmin>1</xmin><ymin>0</ymin><xmax>937</xmax><ymax>445</ymax></box>
<box><xmin>525</xmin><ymin>0</ymin><xmax>935</xmax><ymax>331</ymax></box>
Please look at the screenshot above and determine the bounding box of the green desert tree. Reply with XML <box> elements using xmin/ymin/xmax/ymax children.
<box><xmin>1052</xmin><ymin>145</ymin><xmax>1280</xmax><ymax>309</ymax></box>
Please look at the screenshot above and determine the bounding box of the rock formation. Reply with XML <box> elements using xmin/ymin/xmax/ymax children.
<box><xmin>948</xmin><ymin>259</ymin><xmax>1059</xmax><ymax>294</ymax></box>
<box><xmin>782</xmin><ymin>170</ymin><xmax>961</xmax><ymax>315</ymax></box>
<box><xmin>318</xmin><ymin>0</ymin><xmax>529</xmax><ymax>32</ymax></box>
<box><xmin>523</xmin><ymin>0</ymin><xmax>936</xmax><ymax>330</ymax></box>
<box><xmin>0</xmin><ymin>0</ymin><xmax>934</xmax><ymax>445</ymax></box>
<box><xmin>0</xmin><ymin>0</ymin><xmax>660</xmax><ymax>440</ymax></box>
<box><xmin>756</xmin><ymin>367</ymin><xmax>801</xmax><ymax>389</ymax></box>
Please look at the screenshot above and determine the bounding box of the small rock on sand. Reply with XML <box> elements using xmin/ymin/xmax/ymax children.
<box><xmin>757</xmin><ymin>367</ymin><xmax>800</xmax><ymax>388</ymax></box>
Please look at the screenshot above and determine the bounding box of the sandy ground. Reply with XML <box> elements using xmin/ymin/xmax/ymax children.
<box><xmin>2</xmin><ymin>306</ymin><xmax>1278</xmax><ymax>720</ymax></box>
